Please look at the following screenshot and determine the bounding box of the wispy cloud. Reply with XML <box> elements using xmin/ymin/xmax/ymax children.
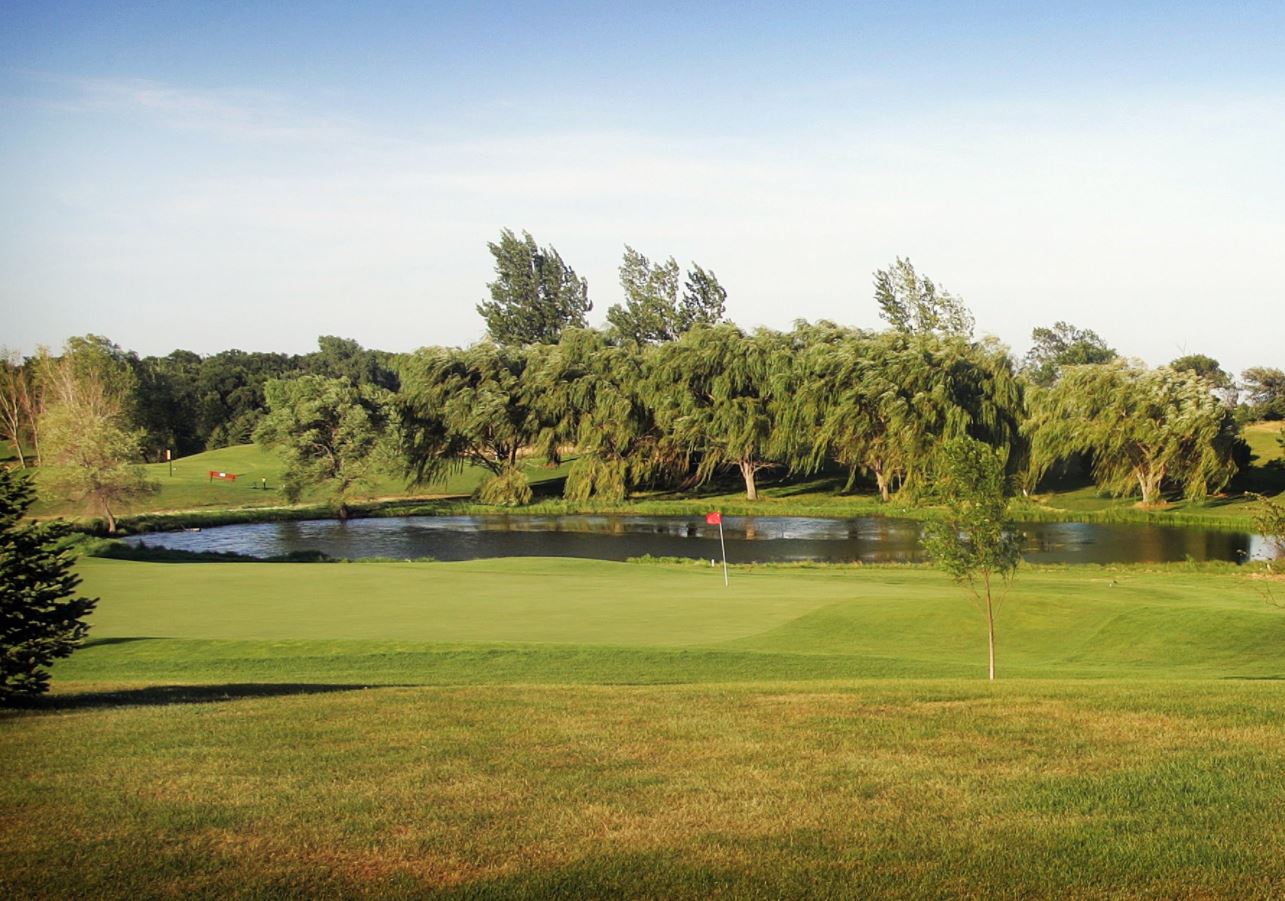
<box><xmin>19</xmin><ymin>73</ymin><xmax>362</xmax><ymax>143</ymax></box>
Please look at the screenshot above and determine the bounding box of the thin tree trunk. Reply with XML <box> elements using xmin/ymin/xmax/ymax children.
<box><xmin>337</xmin><ymin>502</ymin><xmax>351</xmax><ymax>521</ymax></box>
<box><xmin>739</xmin><ymin>460</ymin><xmax>758</xmax><ymax>501</ymax></box>
<box><xmin>984</xmin><ymin>570</ymin><xmax>996</xmax><ymax>681</ymax></box>
<box><xmin>102</xmin><ymin>501</ymin><xmax>117</xmax><ymax>536</ymax></box>
<box><xmin>874</xmin><ymin>466</ymin><xmax>890</xmax><ymax>502</ymax></box>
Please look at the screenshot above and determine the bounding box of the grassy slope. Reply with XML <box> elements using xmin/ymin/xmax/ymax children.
<box><xmin>4</xmin><ymin>559</ymin><xmax>1285</xmax><ymax>897</ymax></box>
<box><xmin>28</xmin><ymin>444</ymin><xmax>572</xmax><ymax>520</ymax></box>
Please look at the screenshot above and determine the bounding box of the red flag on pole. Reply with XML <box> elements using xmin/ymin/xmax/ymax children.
<box><xmin>706</xmin><ymin>512</ymin><xmax>722</xmax><ymax>525</ymax></box>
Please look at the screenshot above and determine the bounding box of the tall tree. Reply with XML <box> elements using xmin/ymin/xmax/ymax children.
<box><xmin>1027</xmin><ymin>362</ymin><xmax>1239</xmax><ymax>505</ymax></box>
<box><xmin>607</xmin><ymin>246</ymin><xmax>726</xmax><ymax>344</ymax></box>
<box><xmin>0</xmin><ymin>468</ymin><xmax>97</xmax><ymax>700</ymax></box>
<box><xmin>679</xmin><ymin>263</ymin><xmax>728</xmax><ymax>332</ymax></box>
<box><xmin>1021</xmin><ymin>321</ymin><xmax>1117</xmax><ymax>387</ymax></box>
<box><xmin>133</xmin><ymin>349</ymin><xmax>203</xmax><ymax>459</ymax></box>
<box><xmin>0</xmin><ymin>350</ymin><xmax>37</xmax><ymax>467</ymax></box>
<box><xmin>873</xmin><ymin>257</ymin><xmax>974</xmax><ymax>338</ymax></box>
<box><xmin>794</xmin><ymin>331</ymin><xmax>1024</xmax><ymax>501</ymax></box>
<box><xmin>399</xmin><ymin>343</ymin><xmax>545</xmax><ymax>505</ymax></box>
<box><xmin>1242</xmin><ymin>366</ymin><xmax>1285</xmax><ymax>421</ymax></box>
<box><xmin>476</xmin><ymin>229</ymin><xmax>591</xmax><ymax>345</ymax></box>
<box><xmin>304</xmin><ymin>336</ymin><xmax>400</xmax><ymax>391</ymax></box>
<box><xmin>254</xmin><ymin>375</ymin><xmax>396</xmax><ymax>520</ymax></box>
<box><xmin>1169</xmin><ymin>353</ymin><xmax>1236</xmax><ymax>407</ymax></box>
<box><xmin>649</xmin><ymin>325</ymin><xmax>792</xmax><ymax>500</ymax></box>
<box><xmin>37</xmin><ymin>337</ymin><xmax>154</xmax><ymax>534</ymax></box>
<box><xmin>194</xmin><ymin>349</ymin><xmax>300</xmax><ymax>449</ymax></box>
<box><xmin>922</xmin><ymin>437</ymin><xmax>1022</xmax><ymax>682</ymax></box>
<box><xmin>527</xmin><ymin>329</ymin><xmax>667</xmax><ymax>501</ymax></box>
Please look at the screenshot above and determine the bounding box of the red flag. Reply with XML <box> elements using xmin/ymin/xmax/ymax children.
<box><xmin>706</xmin><ymin>512</ymin><xmax>722</xmax><ymax>525</ymax></box>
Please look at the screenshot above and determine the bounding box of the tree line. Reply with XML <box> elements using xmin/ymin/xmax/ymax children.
<box><xmin>3</xmin><ymin>230</ymin><xmax>1283</xmax><ymax>526</ymax></box>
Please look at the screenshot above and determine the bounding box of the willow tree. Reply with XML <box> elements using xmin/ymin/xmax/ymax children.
<box><xmin>398</xmin><ymin>343</ymin><xmax>544</xmax><ymax>505</ymax></box>
<box><xmin>254</xmin><ymin>375</ymin><xmax>396</xmax><ymax>519</ymax></box>
<box><xmin>526</xmin><ymin>329</ymin><xmax>665</xmax><ymax>501</ymax></box>
<box><xmin>794</xmin><ymin>330</ymin><xmax>1024</xmax><ymax>501</ymax></box>
<box><xmin>38</xmin><ymin>337</ymin><xmax>154</xmax><ymax>533</ymax></box>
<box><xmin>649</xmin><ymin>325</ymin><xmax>791</xmax><ymax>500</ymax></box>
<box><xmin>922</xmin><ymin>437</ymin><xmax>1022</xmax><ymax>681</ymax></box>
<box><xmin>1027</xmin><ymin>362</ymin><xmax>1238</xmax><ymax>505</ymax></box>
<box><xmin>793</xmin><ymin>329</ymin><xmax>911</xmax><ymax>501</ymax></box>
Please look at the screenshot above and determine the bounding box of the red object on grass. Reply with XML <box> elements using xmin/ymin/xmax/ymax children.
<box><xmin>208</xmin><ymin>471</ymin><xmax>237</xmax><ymax>482</ymax></box>
<box><xmin>706</xmin><ymin>512</ymin><xmax>722</xmax><ymax>525</ymax></box>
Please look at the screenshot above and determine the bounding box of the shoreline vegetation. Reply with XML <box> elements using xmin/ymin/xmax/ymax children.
<box><xmin>18</xmin><ymin>423</ymin><xmax>1284</xmax><ymax>536</ymax></box>
<box><xmin>15</xmin><ymin>418</ymin><xmax>1282</xmax><ymax>535</ymax></box>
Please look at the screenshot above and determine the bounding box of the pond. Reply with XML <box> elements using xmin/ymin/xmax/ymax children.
<box><xmin>123</xmin><ymin>514</ymin><xmax>1279</xmax><ymax>565</ymax></box>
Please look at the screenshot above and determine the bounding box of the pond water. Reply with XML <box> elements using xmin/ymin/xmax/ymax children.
<box><xmin>123</xmin><ymin>514</ymin><xmax>1279</xmax><ymax>565</ymax></box>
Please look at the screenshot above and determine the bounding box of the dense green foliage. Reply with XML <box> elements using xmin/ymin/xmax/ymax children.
<box><xmin>1242</xmin><ymin>365</ymin><xmax>1285</xmax><ymax>420</ymax></box>
<box><xmin>606</xmin><ymin>245</ymin><xmax>726</xmax><ymax>344</ymax></box>
<box><xmin>475</xmin><ymin>228</ymin><xmax>591</xmax><ymax>345</ymax></box>
<box><xmin>253</xmin><ymin>375</ymin><xmax>396</xmax><ymax>518</ymax></box>
<box><xmin>37</xmin><ymin>337</ymin><xmax>155</xmax><ymax>532</ymax></box>
<box><xmin>7</xmin><ymin>242</ymin><xmax>1281</xmax><ymax>523</ymax></box>
<box><xmin>0</xmin><ymin>468</ymin><xmax>95</xmax><ymax>699</ymax></box>
<box><xmin>1027</xmin><ymin>362</ymin><xmax>1239</xmax><ymax>505</ymax></box>
<box><xmin>399</xmin><ymin>343</ymin><xmax>545</xmax><ymax>505</ymax></box>
<box><xmin>1021</xmin><ymin>320</ymin><xmax>1117</xmax><ymax>387</ymax></box>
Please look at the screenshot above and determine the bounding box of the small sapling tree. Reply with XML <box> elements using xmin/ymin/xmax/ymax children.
<box><xmin>0</xmin><ymin>467</ymin><xmax>97</xmax><ymax>700</ymax></box>
<box><xmin>1251</xmin><ymin>492</ymin><xmax>1285</xmax><ymax>596</ymax></box>
<box><xmin>922</xmin><ymin>437</ymin><xmax>1022</xmax><ymax>681</ymax></box>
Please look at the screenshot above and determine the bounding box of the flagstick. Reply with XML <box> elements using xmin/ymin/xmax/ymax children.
<box><xmin>719</xmin><ymin>518</ymin><xmax>728</xmax><ymax>587</ymax></box>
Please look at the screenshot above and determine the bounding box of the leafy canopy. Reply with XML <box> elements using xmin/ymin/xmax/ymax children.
<box><xmin>607</xmin><ymin>246</ymin><xmax>726</xmax><ymax>344</ymax></box>
<box><xmin>38</xmin><ymin>336</ymin><xmax>155</xmax><ymax>533</ymax></box>
<box><xmin>254</xmin><ymin>375</ymin><xmax>396</xmax><ymax>517</ymax></box>
<box><xmin>1021</xmin><ymin>321</ymin><xmax>1116</xmax><ymax>387</ymax></box>
<box><xmin>476</xmin><ymin>229</ymin><xmax>591</xmax><ymax>346</ymax></box>
<box><xmin>1027</xmin><ymin>362</ymin><xmax>1238</xmax><ymax>505</ymax></box>
<box><xmin>399</xmin><ymin>344</ymin><xmax>545</xmax><ymax>505</ymax></box>
<box><xmin>874</xmin><ymin>257</ymin><xmax>974</xmax><ymax>339</ymax></box>
<box><xmin>922</xmin><ymin>437</ymin><xmax>1022</xmax><ymax>681</ymax></box>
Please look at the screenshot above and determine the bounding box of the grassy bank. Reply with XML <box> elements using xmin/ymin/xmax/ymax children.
<box><xmin>3</xmin><ymin>558</ymin><xmax>1285</xmax><ymax>897</ymax></box>
<box><xmin>22</xmin><ymin>422</ymin><xmax>1285</xmax><ymax>533</ymax></box>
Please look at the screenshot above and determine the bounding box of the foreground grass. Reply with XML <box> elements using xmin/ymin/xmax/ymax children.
<box><xmin>4</xmin><ymin>681</ymin><xmax>1284</xmax><ymax>898</ymax></box>
<box><xmin>4</xmin><ymin>559</ymin><xmax>1285</xmax><ymax>897</ymax></box>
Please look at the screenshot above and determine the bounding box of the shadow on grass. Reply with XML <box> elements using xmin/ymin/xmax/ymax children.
<box><xmin>4</xmin><ymin>682</ymin><xmax>388</xmax><ymax>713</ymax></box>
<box><xmin>79</xmin><ymin>636</ymin><xmax>160</xmax><ymax>649</ymax></box>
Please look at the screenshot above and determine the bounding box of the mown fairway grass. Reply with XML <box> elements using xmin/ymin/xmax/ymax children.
<box><xmin>3</xmin><ymin>557</ymin><xmax>1285</xmax><ymax>898</ymax></box>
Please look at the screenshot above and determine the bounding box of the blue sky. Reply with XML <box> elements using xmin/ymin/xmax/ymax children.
<box><xmin>2</xmin><ymin>1</ymin><xmax>1283</xmax><ymax>374</ymax></box>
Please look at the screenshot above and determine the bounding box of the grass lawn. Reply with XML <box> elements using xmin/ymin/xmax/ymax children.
<box><xmin>28</xmin><ymin>444</ymin><xmax>573</xmax><ymax>523</ymax></box>
<box><xmin>3</xmin><ymin>557</ymin><xmax>1285</xmax><ymax>897</ymax></box>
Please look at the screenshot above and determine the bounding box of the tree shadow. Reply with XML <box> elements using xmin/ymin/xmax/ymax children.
<box><xmin>78</xmin><ymin>636</ymin><xmax>157</xmax><ymax>649</ymax></box>
<box><xmin>4</xmin><ymin>682</ymin><xmax>390</xmax><ymax>713</ymax></box>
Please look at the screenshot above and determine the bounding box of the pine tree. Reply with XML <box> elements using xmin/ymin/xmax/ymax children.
<box><xmin>0</xmin><ymin>467</ymin><xmax>97</xmax><ymax>700</ymax></box>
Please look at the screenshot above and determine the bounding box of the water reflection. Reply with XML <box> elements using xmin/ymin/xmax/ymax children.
<box><xmin>123</xmin><ymin>514</ymin><xmax>1274</xmax><ymax>566</ymax></box>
